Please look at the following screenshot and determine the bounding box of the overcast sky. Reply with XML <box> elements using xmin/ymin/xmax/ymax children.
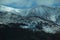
<box><xmin>0</xmin><ymin>0</ymin><xmax>60</xmax><ymax>9</ymax></box>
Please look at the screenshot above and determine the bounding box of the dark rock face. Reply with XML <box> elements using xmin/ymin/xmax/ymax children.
<box><xmin>0</xmin><ymin>24</ymin><xmax>60</xmax><ymax>40</ymax></box>
<box><xmin>0</xmin><ymin>23</ymin><xmax>60</xmax><ymax>40</ymax></box>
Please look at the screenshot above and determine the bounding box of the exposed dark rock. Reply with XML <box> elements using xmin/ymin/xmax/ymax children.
<box><xmin>0</xmin><ymin>23</ymin><xmax>60</xmax><ymax>40</ymax></box>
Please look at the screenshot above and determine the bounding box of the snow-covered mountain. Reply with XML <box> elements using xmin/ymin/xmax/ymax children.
<box><xmin>28</xmin><ymin>5</ymin><xmax>60</xmax><ymax>25</ymax></box>
<box><xmin>0</xmin><ymin>5</ymin><xmax>60</xmax><ymax>34</ymax></box>
<box><xmin>0</xmin><ymin>5</ymin><xmax>31</xmax><ymax>16</ymax></box>
<box><xmin>0</xmin><ymin>5</ymin><xmax>33</xmax><ymax>24</ymax></box>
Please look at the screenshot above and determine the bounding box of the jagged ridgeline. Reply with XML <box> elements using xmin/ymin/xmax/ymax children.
<box><xmin>0</xmin><ymin>5</ymin><xmax>60</xmax><ymax>34</ymax></box>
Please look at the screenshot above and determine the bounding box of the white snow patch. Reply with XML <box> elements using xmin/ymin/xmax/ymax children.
<box><xmin>42</xmin><ymin>26</ymin><xmax>57</xmax><ymax>34</ymax></box>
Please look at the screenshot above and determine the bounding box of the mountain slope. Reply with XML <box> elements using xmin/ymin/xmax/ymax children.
<box><xmin>0</xmin><ymin>5</ymin><xmax>60</xmax><ymax>34</ymax></box>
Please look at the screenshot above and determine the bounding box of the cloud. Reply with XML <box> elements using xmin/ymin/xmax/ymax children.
<box><xmin>52</xmin><ymin>0</ymin><xmax>60</xmax><ymax>6</ymax></box>
<box><xmin>36</xmin><ymin>0</ymin><xmax>54</xmax><ymax>6</ymax></box>
<box><xmin>0</xmin><ymin>0</ymin><xmax>57</xmax><ymax>8</ymax></box>
<box><xmin>0</xmin><ymin>0</ymin><xmax>36</xmax><ymax>8</ymax></box>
